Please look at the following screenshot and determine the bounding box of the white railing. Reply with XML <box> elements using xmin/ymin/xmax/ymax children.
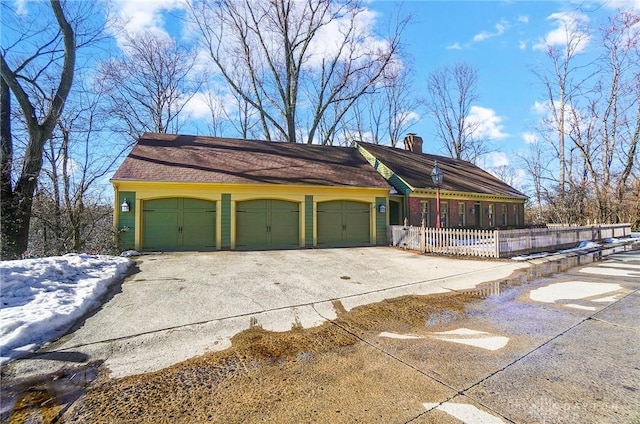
<box><xmin>388</xmin><ymin>223</ymin><xmax>632</xmax><ymax>258</ymax></box>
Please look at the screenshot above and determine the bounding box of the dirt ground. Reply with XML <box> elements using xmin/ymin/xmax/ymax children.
<box><xmin>4</xmin><ymin>294</ymin><xmax>476</xmax><ymax>424</ymax></box>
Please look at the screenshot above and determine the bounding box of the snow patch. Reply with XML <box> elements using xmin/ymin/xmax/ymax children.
<box><xmin>0</xmin><ymin>254</ymin><xmax>132</xmax><ymax>364</ymax></box>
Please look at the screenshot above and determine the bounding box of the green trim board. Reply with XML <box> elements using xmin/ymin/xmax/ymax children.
<box><xmin>117</xmin><ymin>191</ymin><xmax>136</xmax><ymax>251</ymax></box>
<box><xmin>221</xmin><ymin>194</ymin><xmax>231</xmax><ymax>249</ymax></box>
<box><xmin>375</xmin><ymin>196</ymin><xmax>387</xmax><ymax>245</ymax></box>
<box><xmin>305</xmin><ymin>195</ymin><xmax>314</xmax><ymax>247</ymax></box>
<box><xmin>356</xmin><ymin>144</ymin><xmax>414</xmax><ymax>195</ymax></box>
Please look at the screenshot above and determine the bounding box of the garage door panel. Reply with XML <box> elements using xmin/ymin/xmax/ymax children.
<box><xmin>346</xmin><ymin>209</ymin><xmax>371</xmax><ymax>245</ymax></box>
<box><xmin>143</xmin><ymin>211</ymin><xmax>179</xmax><ymax>250</ymax></box>
<box><xmin>270</xmin><ymin>209</ymin><xmax>299</xmax><ymax>248</ymax></box>
<box><xmin>236</xmin><ymin>209</ymin><xmax>269</xmax><ymax>249</ymax></box>
<box><xmin>317</xmin><ymin>210</ymin><xmax>343</xmax><ymax>246</ymax></box>
<box><xmin>183</xmin><ymin>209</ymin><xmax>216</xmax><ymax>249</ymax></box>
<box><xmin>143</xmin><ymin>198</ymin><xmax>215</xmax><ymax>251</ymax></box>
<box><xmin>236</xmin><ymin>199</ymin><xmax>299</xmax><ymax>250</ymax></box>
<box><xmin>317</xmin><ymin>200</ymin><xmax>371</xmax><ymax>247</ymax></box>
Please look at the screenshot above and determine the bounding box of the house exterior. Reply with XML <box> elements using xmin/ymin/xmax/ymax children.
<box><xmin>112</xmin><ymin>133</ymin><xmax>390</xmax><ymax>252</ymax></box>
<box><xmin>112</xmin><ymin>133</ymin><xmax>527</xmax><ymax>252</ymax></box>
<box><xmin>356</xmin><ymin>134</ymin><xmax>527</xmax><ymax>229</ymax></box>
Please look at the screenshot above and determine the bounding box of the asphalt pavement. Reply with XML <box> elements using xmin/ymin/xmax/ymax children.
<box><xmin>2</xmin><ymin>245</ymin><xmax>639</xmax><ymax>423</ymax></box>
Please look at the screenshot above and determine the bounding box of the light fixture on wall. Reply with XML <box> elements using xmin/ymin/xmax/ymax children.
<box><xmin>378</xmin><ymin>204</ymin><xmax>386</xmax><ymax>213</ymax></box>
<box><xmin>121</xmin><ymin>199</ymin><xmax>130</xmax><ymax>213</ymax></box>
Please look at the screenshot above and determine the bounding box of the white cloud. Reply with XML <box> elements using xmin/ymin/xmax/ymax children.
<box><xmin>306</xmin><ymin>7</ymin><xmax>389</xmax><ymax>69</ymax></box>
<box><xmin>531</xmin><ymin>100</ymin><xmax>550</xmax><ymax>115</ymax></box>
<box><xmin>603</xmin><ymin>0</ymin><xmax>640</xmax><ymax>10</ymax></box>
<box><xmin>485</xmin><ymin>152</ymin><xmax>510</xmax><ymax>168</ymax></box>
<box><xmin>533</xmin><ymin>11</ymin><xmax>591</xmax><ymax>53</ymax></box>
<box><xmin>473</xmin><ymin>20</ymin><xmax>509</xmax><ymax>42</ymax></box>
<box><xmin>446</xmin><ymin>42</ymin><xmax>463</xmax><ymax>50</ymax></box>
<box><xmin>518</xmin><ymin>40</ymin><xmax>527</xmax><ymax>50</ymax></box>
<box><xmin>468</xmin><ymin>106</ymin><xmax>508</xmax><ymax>140</ymax></box>
<box><xmin>518</xmin><ymin>15</ymin><xmax>529</xmax><ymax>24</ymax></box>
<box><xmin>522</xmin><ymin>132</ymin><xmax>539</xmax><ymax>144</ymax></box>
<box><xmin>110</xmin><ymin>0</ymin><xmax>187</xmax><ymax>42</ymax></box>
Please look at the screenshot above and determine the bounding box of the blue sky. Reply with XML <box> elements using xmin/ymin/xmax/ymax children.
<box><xmin>361</xmin><ymin>0</ymin><xmax>637</xmax><ymax>173</ymax></box>
<box><xmin>5</xmin><ymin>0</ymin><xmax>638</xmax><ymax>192</ymax></box>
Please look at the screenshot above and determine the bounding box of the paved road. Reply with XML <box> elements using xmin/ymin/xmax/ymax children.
<box><xmin>406</xmin><ymin>250</ymin><xmax>640</xmax><ymax>422</ymax></box>
<box><xmin>2</xmin><ymin>247</ymin><xmax>638</xmax><ymax>423</ymax></box>
<box><xmin>2</xmin><ymin>247</ymin><xmax>528</xmax><ymax>379</ymax></box>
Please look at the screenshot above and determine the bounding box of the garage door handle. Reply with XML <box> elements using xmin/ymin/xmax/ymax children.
<box><xmin>178</xmin><ymin>226</ymin><xmax>183</xmax><ymax>234</ymax></box>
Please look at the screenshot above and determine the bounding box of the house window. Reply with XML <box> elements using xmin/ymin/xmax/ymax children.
<box><xmin>421</xmin><ymin>201</ymin><xmax>429</xmax><ymax>227</ymax></box>
<box><xmin>514</xmin><ymin>204</ymin><xmax>519</xmax><ymax>226</ymax></box>
<box><xmin>441</xmin><ymin>203</ymin><xmax>449</xmax><ymax>227</ymax></box>
<box><xmin>458</xmin><ymin>203</ymin><xmax>466</xmax><ymax>226</ymax></box>
<box><xmin>488</xmin><ymin>204</ymin><xmax>494</xmax><ymax>227</ymax></box>
<box><xmin>502</xmin><ymin>204</ymin><xmax>508</xmax><ymax>226</ymax></box>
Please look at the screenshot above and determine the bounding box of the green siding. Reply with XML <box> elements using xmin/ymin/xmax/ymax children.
<box><xmin>305</xmin><ymin>195</ymin><xmax>313</xmax><ymax>247</ymax></box>
<box><xmin>118</xmin><ymin>191</ymin><xmax>136</xmax><ymax>251</ymax></box>
<box><xmin>221</xmin><ymin>194</ymin><xmax>231</xmax><ymax>249</ymax></box>
<box><xmin>375</xmin><ymin>197</ymin><xmax>387</xmax><ymax>245</ymax></box>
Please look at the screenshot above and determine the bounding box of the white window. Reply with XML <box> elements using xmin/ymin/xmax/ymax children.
<box><xmin>421</xmin><ymin>201</ymin><xmax>429</xmax><ymax>227</ymax></box>
<box><xmin>502</xmin><ymin>204</ymin><xmax>508</xmax><ymax>226</ymax></box>
<box><xmin>458</xmin><ymin>203</ymin><xmax>466</xmax><ymax>226</ymax></box>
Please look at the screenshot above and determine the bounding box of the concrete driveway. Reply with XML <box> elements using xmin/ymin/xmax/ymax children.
<box><xmin>5</xmin><ymin>247</ymin><xmax>528</xmax><ymax>379</ymax></box>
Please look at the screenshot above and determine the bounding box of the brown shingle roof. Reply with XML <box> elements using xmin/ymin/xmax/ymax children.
<box><xmin>112</xmin><ymin>133</ymin><xmax>390</xmax><ymax>188</ymax></box>
<box><xmin>358</xmin><ymin>142</ymin><xmax>527</xmax><ymax>199</ymax></box>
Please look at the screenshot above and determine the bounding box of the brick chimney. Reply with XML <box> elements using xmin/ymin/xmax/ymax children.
<box><xmin>403</xmin><ymin>133</ymin><xmax>423</xmax><ymax>153</ymax></box>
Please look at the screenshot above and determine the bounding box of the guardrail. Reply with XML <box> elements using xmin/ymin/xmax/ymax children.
<box><xmin>388</xmin><ymin>224</ymin><xmax>632</xmax><ymax>258</ymax></box>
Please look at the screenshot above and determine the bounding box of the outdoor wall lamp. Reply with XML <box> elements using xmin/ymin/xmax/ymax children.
<box><xmin>121</xmin><ymin>199</ymin><xmax>130</xmax><ymax>213</ymax></box>
<box><xmin>378</xmin><ymin>204</ymin><xmax>386</xmax><ymax>213</ymax></box>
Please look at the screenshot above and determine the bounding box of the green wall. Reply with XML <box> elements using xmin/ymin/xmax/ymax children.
<box><xmin>305</xmin><ymin>195</ymin><xmax>314</xmax><ymax>247</ymax></box>
<box><xmin>118</xmin><ymin>191</ymin><xmax>136</xmax><ymax>251</ymax></box>
<box><xmin>376</xmin><ymin>196</ymin><xmax>387</xmax><ymax>245</ymax></box>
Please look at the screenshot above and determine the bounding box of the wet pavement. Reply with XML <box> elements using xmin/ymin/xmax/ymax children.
<box><xmin>2</xmin><ymin>248</ymin><xmax>639</xmax><ymax>423</ymax></box>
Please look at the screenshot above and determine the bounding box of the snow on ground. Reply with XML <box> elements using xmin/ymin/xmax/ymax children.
<box><xmin>0</xmin><ymin>254</ymin><xmax>133</xmax><ymax>364</ymax></box>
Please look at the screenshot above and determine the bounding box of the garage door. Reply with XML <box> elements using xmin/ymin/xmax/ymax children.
<box><xmin>143</xmin><ymin>198</ymin><xmax>216</xmax><ymax>251</ymax></box>
<box><xmin>236</xmin><ymin>199</ymin><xmax>299</xmax><ymax>250</ymax></box>
<box><xmin>317</xmin><ymin>200</ymin><xmax>371</xmax><ymax>247</ymax></box>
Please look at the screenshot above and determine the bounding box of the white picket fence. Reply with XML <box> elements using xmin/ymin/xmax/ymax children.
<box><xmin>388</xmin><ymin>224</ymin><xmax>632</xmax><ymax>258</ymax></box>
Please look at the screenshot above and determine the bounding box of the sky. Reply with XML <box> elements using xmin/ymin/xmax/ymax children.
<box><xmin>3</xmin><ymin>0</ymin><xmax>638</xmax><ymax>195</ymax></box>
<box><xmin>96</xmin><ymin>0</ymin><xmax>639</xmax><ymax>181</ymax></box>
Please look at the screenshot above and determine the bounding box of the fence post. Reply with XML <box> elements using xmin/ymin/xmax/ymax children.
<box><xmin>494</xmin><ymin>229</ymin><xmax>500</xmax><ymax>258</ymax></box>
<box><xmin>421</xmin><ymin>226</ymin><xmax>426</xmax><ymax>253</ymax></box>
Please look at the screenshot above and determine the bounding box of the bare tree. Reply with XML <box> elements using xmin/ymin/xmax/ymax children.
<box><xmin>96</xmin><ymin>31</ymin><xmax>200</xmax><ymax>142</ymax></box>
<box><xmin>1</xmin><ymin>0</ymin><xmax>80</xmax><ymax>258</ymax></box>
<box><xmin>528</xmin><ymin>9</ymin><xmax>639</xmax><ymax>226</ymax></box>
<box><xmin>346</xmin><ymin>59</ymin><xmax>419</xmax><ymax>146</ymax></box>
<box><xmin>189</xmin><ymin>0</ymin><xmax>406</xmax><ymax>144</ymax></box>
<box><xmin>30</xmin><ymin>82</ymin><xmax>124</xmax><ymax>256</ymax></box>
<box><xmin>425</xmin><ymin>62</ymin><xmax>486</xmax><ymax>162</ymax></box>
<box><xmin>532</xmin><ymin>11</ymin><xmax>594</xmax><ymax>223</ymax></box>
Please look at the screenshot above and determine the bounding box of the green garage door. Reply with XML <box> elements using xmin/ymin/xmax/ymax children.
<box><xmin>317</xmin><ymin>200</ymin><xmax>371</xmax><ymax>247</ymax></box>
<box><xmin>143</xmin><ymin>198</ymin><xmax>216</xmax><ymax>251</ymax></box>
<box><xmin>236</xmin><ymin>199</ymin><xmax>299</xmax><ymax>250</ymax></box>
